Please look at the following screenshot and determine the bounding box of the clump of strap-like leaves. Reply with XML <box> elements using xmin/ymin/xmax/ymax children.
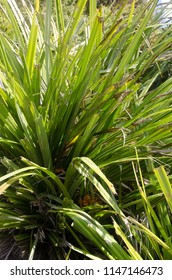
<box><xmin>0</xmin><ymin>0</ymin><xmax>172</xmax><ymax>259</ymax></box>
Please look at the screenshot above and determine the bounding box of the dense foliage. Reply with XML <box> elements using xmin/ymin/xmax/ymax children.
<box><xmin>0</xmin><ymin>0</ymin><xmax>172</xmax><ymax>259</ymax></box>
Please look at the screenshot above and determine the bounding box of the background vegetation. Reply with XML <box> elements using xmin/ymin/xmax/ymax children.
<box><xmin>0</xmin><ymin>0</ymin><xmax>172</xmax><ymax>260</ymax></box>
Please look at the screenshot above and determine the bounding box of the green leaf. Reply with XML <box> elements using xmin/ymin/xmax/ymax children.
<box><xmin>25</xmin><ymin>13</ymin><xmax>38</xmax><ymax>80</ymax></box>
<box><xmin>63</xmin><ymin>207</ymin><xmax>131</xmax><ymax>260</ymax></box>
<box><xmin>154</xmin><ymin>166</ymin><xmax>172</xmax><ymax>213</ymax></box>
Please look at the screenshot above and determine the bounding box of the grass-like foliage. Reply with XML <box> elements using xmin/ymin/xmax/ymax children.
<box><xmin>0</xmin><ymin>0</ymin><xmax>172</xmax><ymax>259</ymax></box>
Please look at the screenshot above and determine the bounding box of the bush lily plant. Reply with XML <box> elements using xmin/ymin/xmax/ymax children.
<box><xmin>0</xmin><ymin>0</ymin><xmax>172</xmax><ymax>259</ymax></box>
